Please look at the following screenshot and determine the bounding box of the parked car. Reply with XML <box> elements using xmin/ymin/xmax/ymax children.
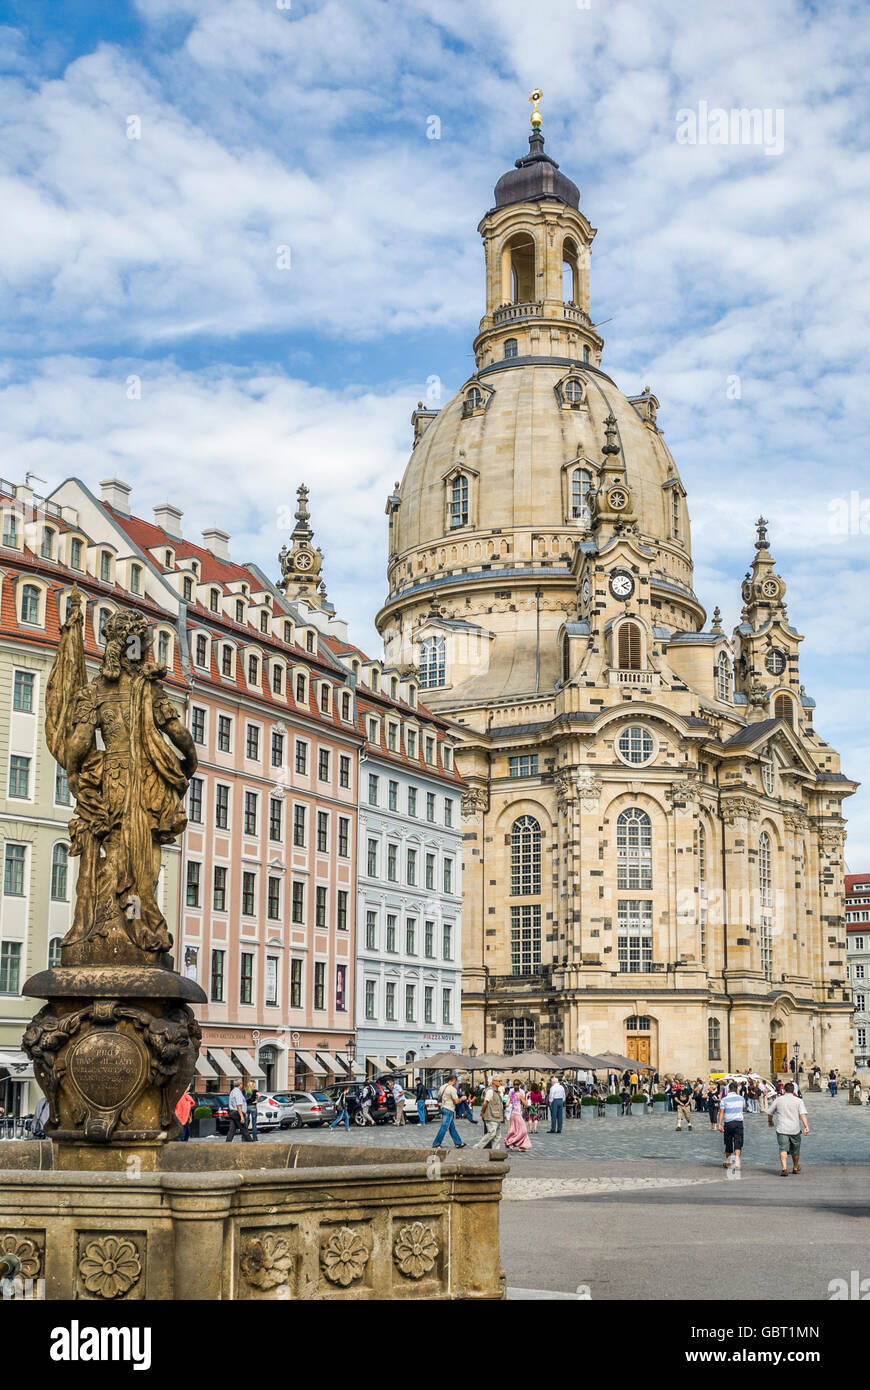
<box><xmin>272</xmin><ymin>1091</ymin><xmax>335</xmax><ymax>1127</ymax></box>
<box><xmin>325</xmin><ymin>1081</ymin><xmax>394</xmax><ymax>1125</ymax></box>
<box><xmin>257</xmin><ymin>1094</ymin><xmax>296</xmax><ymax>1129</ymax></box>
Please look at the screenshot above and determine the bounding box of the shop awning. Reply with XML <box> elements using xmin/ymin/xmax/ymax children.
<box><xmin>316</xmin><ymin>1052</ymin><xmax>344</xmax><ymax>1074</ymax></box>
<box><xmin>194</xmin><ymin>1054</ymin><xmax>218</xmax><ymax>1080</ymax></box>
<box><xmin>364</xmin><ymin>1054</ymin><xmax>383</xmax><ymax>1073</ymax></box>
<box><xmin>385</xmin><ymin>1055</ymin><xmax>402</xmax><ymax>1070</ymax></box>
<box><xmin>231</xmin><ymin>1048</ymin><xmax>265</xmax><ymax>1080</ymax></box>
<box><xmin>0</xmin><ymin>1049</ymin><xmax>34</xmax><ymax>1079</ymax></box>
<box><xmin>295</xmin><ymin>1051</ymin><xmax>327</xmax><ymax>1077</ymax></box>
<box><xmin>206</xmin><ymin>1047</ymin><xmax>237</xmax><ymax>1078</ymax></box>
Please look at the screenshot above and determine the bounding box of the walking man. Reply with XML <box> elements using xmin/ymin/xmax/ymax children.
<box><xmin>473</xmin><ymin>1075</ymin><xmax>504</xmax><ymax>1149</ymax></box>
<box><xmin>392</xmin><ymin>1078</ymin><xmax>406</xmax><ymax>1125</ymax></box>
<box><xmin>768</xmin><ymin>1081</ymin><xmax>810</xmax><ymax>1175</ymax></box>
<box><xmin>226</xmin><ymin>1079</ymin><xmax>253</xmax><ymax>1143</ymax></box>
<box><xmin>360</xmin><ymin>1079</ymin><xmax>376</xmax><ymax>1124</ymax></box>
<box><xmin>673</xmin><ymin>1079</ymin><xmax>693</xmax><ymax>1131</ymax></box>
<box><xmin>431</xmin><ymin>1073</ymin><xmax>465</xmax><ymax>1150</ymax></box>
<box><xmin>717</xmin><ymin>1081</ymin><xmax>746</xmax><ymax>1170</ymax></box>
<box><xmin>548</xmin><ymin>1077</ymin><xmax>566</xmax><ymax>1134</ymax></box>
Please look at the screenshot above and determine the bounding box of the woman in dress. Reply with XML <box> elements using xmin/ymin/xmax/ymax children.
<box><xmin>527</xmin><ymin>1081</ymin><xmax>544</xmax><ymax>1133</ymax></box>
<box><xmin>504</xmin><ymin>1079</ymin><xmax>531</xmax><ymax>1152</ymax></box>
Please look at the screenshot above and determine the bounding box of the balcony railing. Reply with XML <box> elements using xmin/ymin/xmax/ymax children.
<box><xmin>493</xmin><ymin>301</ymin><xmax>542</xmax><ymax>324</ymax></box>
<box><xmin>608</xmin><ymin>669</ymin><xmax>661</xmax><ymax>688</ymax></box>
<box><xmin>562</xmin><ymin>303</ymin><xmax>592</xmax><ymax>326</ymax></box>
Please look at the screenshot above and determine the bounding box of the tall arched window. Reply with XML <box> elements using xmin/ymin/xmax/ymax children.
<box><xmin>449</xmin><ymin>473</ymin><xmax>469</xmax><ymax>528</ymax></box>
<box><xmin>510</xmin><ymin>816</ymin><xmax>541</xmax><ymax>896</ymax></box>
<box><xmin>617</xmin><ymin>621</ymin><xmax>642</xmax><ymax>670</ymax></box>
<box><xmin>708</xmin><ymin>1017</ymin><xmax>721</xmax><ymax>1059</ymax></box>
<box><xmin>248</xmin><ymin>654</ymin><xmax>259</xmax><ymax>685</ymax></box>
<box><xmin>672</xmin><ymin>490</ymin><xmax>680</xmax><ymax>538</ymax></box>
<box><xmin>50</xmin><ymin>843</ymin><xmax>69</xmax><ymax>901</ymax></box>
<box><xmin>617</xmin><ymin>808</ymin><xmax>652</xmax><ymax>889</ymax></box>
<box><xmin>774</xmin><ymin>694</ymin><xmax>793</xmax><ymax>725</ymax></box>
<box><xmin>157</xmin><ymin>631</ymin><xmax>170</xmax><ymax>666</ymax></box>
<box><xmin>48</xmin><ymin>936</ymin><xmax>62</xmax><ymax>968</ymax></box>
<box><xmin>571</xmin><ymin>467</ymin><xmax>593</xmax><ymax>524</ymax></box>
<box><xmin>463</xmin><ymin>387</ymin><xmax>482</xmax><ymax>415</ymax></box>
<box><xmin>503</xmin><ymin>338</ymin><xmax>518</xmax><ymax>359</ymax></box>
<box><xmin>502</xmin><ymin>233</ymin><xmax>536</xmax><ymax>303</ymax></box>
<box><xmin>419</xmin><ymin>636</ymin><xmax>446</xmax><ymax>689</ymax></box>
<box><xmin>717</xmin><ymin>651</ymin><xmax>732</xmax><ymax>702</ymax></box>
<box><xmin>759</xmin><ymin>831</ymin><xmax>773</xmax><ymax>981</ymax></box>
<box><xmin>562</xmin><ymin>236</ymin><xmax>581</xmax><ymax>302</ymax></box>
<box><xmin>221</xmin><ymin>644</ymin><xmax>233</xmax><ymax>677</ymax></box>
<box><xmin>98</xmin><ymin>607</ymin><xmax>112</xmax><ymax>644</ymax></box>
<box><xmin>21</xmin><ymin>584</ymin><xmax>41</xmax><ymax>625</ymax></box>
<box><xmin>697</xmin><ymin>825</ymin><xmax>708</xmax><ymax>963</ymax></box>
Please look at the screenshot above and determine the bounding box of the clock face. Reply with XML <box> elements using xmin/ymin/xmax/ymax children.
<box><xmin>765</xmin><ymin>649</ymin><xmax>786</xmax><ymax>676</ymax></box>
<box><xmin>761</xmin><ymin>579</ymin><xmax>779</xmax><ymax>598</ymax></box>
<box><xmin>581</xmin><ymin>577</ymin><xmax>591</xmax><ymax>604</ymax></box>
<box><xmin>608</xmin><ymin>488</ymin><xmax>628</xmax><ymax>510</ymax></box>
<box><xmin>609</xmin><ymin>571</ymin><xmax>634</xmax><ymax>600</ymax></box>
<box><xmin>295</xmin><ymin>552</ymin><xmax>313</xmax><ymax>571</ymax></box>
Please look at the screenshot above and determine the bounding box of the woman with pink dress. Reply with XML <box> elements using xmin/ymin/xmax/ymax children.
<box><xmin>504</xmin><ymin>1080</ymin><xmax>532</xmax><ymax>1152</ymax></box>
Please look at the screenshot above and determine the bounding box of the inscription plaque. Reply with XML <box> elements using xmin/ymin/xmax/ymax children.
<box><xmin>68</xmin><ymin>1032</ymin><xmax>144</xmax><ymax>1112</ymax></box>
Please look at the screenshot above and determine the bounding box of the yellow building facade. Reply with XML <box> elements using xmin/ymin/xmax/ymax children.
<box><xmin>376</xmin><ymin>109</ymin><xmax>856</xmax><ymax>1077</ymax></box>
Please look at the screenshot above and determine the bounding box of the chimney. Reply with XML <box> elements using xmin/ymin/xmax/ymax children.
<box><xmin>201</xmin><ymin>527</ymin><xmax>231</xmax><ymax>563</ymax></box>
<box><xmin>153</xmin><ymin>503</ymin><xmax>183</xmax><ymax>540</ymax></box>
<box><xmin>100</xmin><ymin>478</ymin><xmax>132</xmax><ymax>516</ymax></box>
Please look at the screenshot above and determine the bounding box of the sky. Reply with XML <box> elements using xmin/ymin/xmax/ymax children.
<box><xmin>1</xmin><ymin>0</ymin><xmax>869</xmax><ymax>859</ymax></box>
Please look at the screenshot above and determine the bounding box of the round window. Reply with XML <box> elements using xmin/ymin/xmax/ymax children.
<box><xmin>564</xmin><ymin>379</ymin><xmax>584</xmax><ymax>404</ymax></box>
<box><xmin>765</xmin><ymin>649</ymin><xmax>786</xmax><ymax>676</ymax></box>
<box><xmin>616</xmin><ymin>726</ymin><xmax>655</xmax><ymax>766</ymax></box>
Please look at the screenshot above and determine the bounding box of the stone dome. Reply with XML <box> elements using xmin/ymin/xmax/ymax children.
<box><xmin>493</xmin><ymin>130</ymin><xmax>581</xmax><ymax>211</ymax></box>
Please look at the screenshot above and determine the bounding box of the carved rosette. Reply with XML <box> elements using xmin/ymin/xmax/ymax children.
<box><xmin>320</xmin><ymin>1227</ymin><xmax>369</xmax><ymax>1287</ymax></box>
<box><xmin>240</xmin><ymin>1232</ymin><xmax>293</xmax><ymax>1291</ymax></box>
<box><xmin>0</xmin><ymin>1233</ymin><xmax>43</xmax><ymax>1280</ymax></box>
<box><xmin>393</xmin><ymin>1222</ymin><xmax>439</xmax><ymax>1280</ymax></box>
<box><xmin>78</xmin><ymin>1235</ymin><xmax>142</xmax><ymax>1299</ymax></box>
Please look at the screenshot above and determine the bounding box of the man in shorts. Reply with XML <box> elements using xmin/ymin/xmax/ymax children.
<box><xmin>717</xmin><ymin>1081</ymin><xmax>745</xmax><ymax>1169</ymax></box>
<box><xmin>768</xmin><ymin>1081</ymin><xmax>810</xmax><ymax>1175</ymax></box>
<box><xmin>673</xmin><ymin>1079</ymin><xmax>693</xmax><ymax>1131</ymax></box>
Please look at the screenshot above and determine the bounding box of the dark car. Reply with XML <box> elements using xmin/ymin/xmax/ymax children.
<box><xmin>327</xmin><ymin>1080</ymin><xmax>395</xmax><ymax>1125</ymax></box>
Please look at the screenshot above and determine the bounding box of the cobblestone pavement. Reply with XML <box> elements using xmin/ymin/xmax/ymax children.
<box><xmin>256</xmin><ymin>1090</ymin><xmax>870</xmax><ymax>1167</ymax></box>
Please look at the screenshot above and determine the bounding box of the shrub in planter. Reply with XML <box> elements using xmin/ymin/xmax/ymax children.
<box><xmin>605</xmin><ymin>1094</ymin><xmax>621</xmax><ymax>1111</ymax></box>
<box><xmin>652</xmin><ymin>1093</ymin><xmax>667</xmax><ymax>1104</ymax></box>
<box><xmin>192</xmin><ymin>1105</ymin><xmax>213</xmax><ymax>1119</ymax></box>
<box><xmin>581</xmin><ymin>1096</ymin><xmax>597</xmax><ymax>1107</ymax></box>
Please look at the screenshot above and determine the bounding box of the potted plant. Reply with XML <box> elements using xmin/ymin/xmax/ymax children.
<box><xmin>605</xmin><ymin>1094</ymin><xmax>622</xmax><ymax>1115</ymax></box>
<box><xmin>633</xmin><ymin>1094</ymin><xmax>649</xmax><ymax>1114</ymax></box>
<box><xmin>581</xmin><ymin>1096</ymin><xmax>597</xmax><ymax>1112</ymax></box>
<box><xmin>652</xmin><ymin>1092</ymin><xmax>668</xmax><ymax>1114</ymax></box>
<box><xmin>191</xmin><ymin>1104</ymin><xmax>217</xmax><ymax>1139</ymax></box>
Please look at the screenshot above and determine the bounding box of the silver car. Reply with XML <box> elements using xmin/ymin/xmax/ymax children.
<box><xmin>276</xmin><ymin>1090</ymin><xmax>337</xmax><ymax>1127</ymax></box>
<box><xmin>256</xmin><ymin>1094</ymin><xmax>297</xmax><ymax>1130</ymax></box>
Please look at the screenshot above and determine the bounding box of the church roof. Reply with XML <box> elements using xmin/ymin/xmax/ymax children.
<box><xmin>493</xmin><ymin>129</ymin><xmax>580</xmax><ymax>211</ymax></box>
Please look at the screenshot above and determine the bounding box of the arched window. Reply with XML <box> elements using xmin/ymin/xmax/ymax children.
<box><xmin>462</xmin><ymin>387</ymin><xmax>482</xmax><ymax>417</ymax></box>
<box><xmin>708</xmin><ymin>1017</ymin><xmax>721</xmax><ymax>1060</ymax></box>
<box><xmin>40</xmin><ymin>528</ymin><xmax>55</xmax><ymax>559</ymax></box>
<box><xmin>562</xmin><ymin>236</ymin><xmax>580</xmax><ymax>302</ymax></box>
<box><xmin>235</xmin><ymin>599</ymin><xmax>245</xmax><ymax>623</ymax></box>
<box><xmin>419</xmin><ymin>636</ymin><xmax>446</xmax><ymax>690</ymax></box>
<box><xmin>48</xmin><ymin>936</ymin><xmax>62</xmax><ymax>968</ymax></box>
<box><xmin>571</xmin><ymin>467</ymin><xmax>593</xmax><ymax>523</ymax></box>
<box><xmin>502</xmin><ymin>233</ymin><xmax>536</xmax><ymax>303</ymax></box>
<box><xmin>182</xmin><ymin>576</ymin><xmax>193</xmax><ymax>601</ymax></box>
<box><xmin>449</xmin><ymin>473</ymin><xmax>469</xmax><ymax>529</ymax></box>
<box><xmin>98</xmin><ymin>607</ymin><xmax>112</xmax><ymax>645</ymax></box>
<box><xmin>50</xmin><ymin>843</ymin><xmax>69</xmax><ymax>901</ymax></box>
<box><xmin>157</xmin><ymin>631</ymin><xmax>170</xmax><ymax>666</ymax></box>
<box><xmin>583</xmin><ymin>345</ymin><xmax>590</xmax><ymax>363</ymax></box>
<box><xmin>21</xmin><ymin>584</ymin><xmax>41</xmax><ymax>625</ymax></box>
<box><xmin>774</xmin><ymin>694</ymin><xmax>793</xmax><ymax>725</ymax></box>
<box><xmin>697</xmin><ymin>825</ymin><xmax>708</xmax><ymax>962</ymax></box>
<box><xmin>209</xmin><ymin>588</ymin><xmax>220</xmax><ymax>613</ymax></box>
<box><xmin>503</xmin><ymin>338</ymin><xmax>518</xmax><ymax>360</ymax></box>
<box><xmin>617</xmin><ymin>808</ymin><xmax>652</xmax><ymax>889</ymax></box>
<box><xmin>194</xmin><ymin>633</ymin><xmax>208</xmax><ymax>667</ymax></box>
<box><xmin>717</xmin><ymin>651</ymin><xmax>732</xmax><ymax>702</ymax></box>
<box><xmin>248</xmin><ymin>654</ymin><xmax>259</xmax><ymax>685</ymax></box>
<box><xmin>221</xmin><ymin>644</ymin><xmax>233</xmax><ymax>677</ymax></box>
<box><xmin>341</xmin><ymin>691</ymin><xmax>351</xmax><ymax>720</ymax></box>
<box><xmin>510</xmin><ymin>816</ymin><xmax>541</xmax><ymax>896</ymax></box>
<box><xmin>759</xmin><ymin>832</ymin><xmax>773</xmax><ymax>981</ymax></box>
<box><xmin>272</xmin><ymin>663</ymin><xmax>283</xmax><ymax>694</ymax></box>
<box><xmin>617</xmin><ymin>621</ymin><xmax>642</xmax><ymax>670</ymax></box>
<box><xmin>130</xmin><ymin>564</ymin><xmax>142</xmax><ymax>595</ymax></box>
<box><xmin>295</xmin><ymin>672</ymin><xmax>307</xmax><ymax>704</ymax></box>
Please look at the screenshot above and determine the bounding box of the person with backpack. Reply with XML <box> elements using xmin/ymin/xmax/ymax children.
<box><xmin>414</xmin><ymin>1077</ymin><xmax>429</xmax><ymax>1126</ymax></box>
<box><xmin>360</xmin><ymin>1080</ymin><xmax>376</xmax><ymax>1124</ymax></box>
<box><xmin>431</xmin><ymin>1073</ymin><xmax>465</xmax><ymax>1150</ymax></box>
<box><xmin>329</xmin><ymin>1087</ymin><xmax>351</xmax><ymax>1131</ymax></box>
<box><xmin>473</xmin><ymin>1075</ymin><xmax>504</xmax><ymax>1149</ymax></box>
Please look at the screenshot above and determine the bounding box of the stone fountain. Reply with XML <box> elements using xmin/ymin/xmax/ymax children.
<box><xmin>0</xmin><ymin>595</ymin><xmax>506</xmax><ymax>1300</ymax></box>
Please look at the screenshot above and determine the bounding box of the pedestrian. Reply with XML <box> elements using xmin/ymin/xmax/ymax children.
<box><xmin>415</xmin><ymin>1076</ymin><xmax>429</xmax><ymax>1126</ymax></box>
<box><xmin>620</xmin><ymin>1085</ymin><xmax>632</xmax><ymax>1115</ymax></box>
<box><xmin>629</xmin><ymin>1070</ymin><xmax>639</xmax><ymax>1095</ymax></box>
<box><xmin>705</xmin><ymin>1084</ymin><xmax>719</xmax><ymax>1127</ymax></box>
<box><xmin>527</xmin><ymin>1081</ymin><xmax>544</xmax><ymax>1133</ymax></box>
<box><xmin>31</xmin><ymin>1094</ymin><xmax>50</xmax><ymax>1139</ymax></box>
<box><xmin>768</xmin><ymin>1081</ymin><xmax>810</xmax><ymax>1176</ymax></box>
<box><xmin>547</xmin><ymin>1076</ymin><xmax>566</xmax><ymax>1133</ymax></box>
<box><xmin>673</xmin><ymin>1079</ymin><xmax>693</xmax><ymax>1132</ymax></box>
<box><xmin>717</xmin><ymin>1081</ymin><xmax>746</xmax><ymax>1170</ymax></box>
<box><xmin>828</xmin><ymin>1070</ymin><xmax>838</xmax><ymax>1097</ymax></box>
<box><xmin>360</xmin><ymin>1079</ymin><xmax>376</xmax><ymax>1124</ymax></box>
<box><xmin>175</xmin><ymin>1085</ymin><xmax>195</xmax><ymax>1142</ymax></box>
<box><xmin>608</xmin><ymin>1069</ymin><xmax>618</xmax><ymax>1095</ymax></box>
<box><xmin>329</xmin><ymin>1087</ymin><xmax>351</xmax><ymax>1131</ymax></box>
<box><xmin>243</xmin><ymin>1082</ymin><xmax>260</xmax><ymax>1141</ymax></box>
<box><xmin>431</xmin><ymin>1073</ymin><xmax>465</xmax><ymax>1150</ymax></box>
<box><xmin>504</xmin><ymin>1080</ymin><xmax>531</xmax><ymax>1152</ymax></box>
<box><xmin>226</xmin><ymin>1079</ymin><xmax>253</xmax><ymax>1143</ymax></box>
<box><xmin>392</xmin><ymin>1078</ymin><xmax>406</xmax><ymax>1125</ymax></box>
<box><xmin>474</xmin><ymin>1075</ymin><xmax>504</xmax><ymax>1150</ymax></box>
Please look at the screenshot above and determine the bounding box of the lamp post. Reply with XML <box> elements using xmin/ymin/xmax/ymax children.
<box><xmin>345</xmin><ymin>1036</ymin><xmax>355</xmax><ymax>1076</ymax></box>
<box><xmin>468</xmin><ymin>1041</ymin><xmax>478</xmax><ymax>1087</ymax></box>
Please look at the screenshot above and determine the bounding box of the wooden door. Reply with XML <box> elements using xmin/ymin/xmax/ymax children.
<box><xmin>771</xmin><ymin>1041</ymin><xmax>787</xmax><ymax>1076</ymax></box>
<box><xmin>626</xmin><ymin>1036</ymin><xmax>650</xmax><ymax>1066</ymax></box>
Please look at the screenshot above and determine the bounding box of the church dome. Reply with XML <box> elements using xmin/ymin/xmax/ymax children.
<box><xmin>493</xmin><ymin>130</ymin><xmax>581</xmax><ymax>211</ymax></box>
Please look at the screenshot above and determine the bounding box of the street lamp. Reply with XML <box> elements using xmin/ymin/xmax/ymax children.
<box><xmin>345</xmin><ymin>1037</ymin><xmax>355</xmax><ymax>1072</ymax></box>
<box><xmin>468</xmin><ymin>1042</ymin><xmax>478</xmax><ymax>1059</ymax></box>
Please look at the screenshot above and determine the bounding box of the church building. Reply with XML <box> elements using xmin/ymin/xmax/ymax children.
<box><xmin>376</xmin><ymin>98</ymin><xmax>856</xmax><ymax>1077</ymax></box>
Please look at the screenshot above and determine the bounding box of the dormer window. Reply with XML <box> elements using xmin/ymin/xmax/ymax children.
<box><xmin>157</xmin><ymin>630</ymin><xmax>170</xmax><ymax>665</ymax></box>
<box><xmin>571</xmin><ymin>467</ymin><xmax>593</xmax><ymax>524</ymax></box>
<box><xmin>368</xmin><ymin>717</ymin><xmax>379</xmax><ymax>744</ymax></box>
<box><xmin>563</xmin><ymin>378</ymin><xmax>584</xmax><ymax>405</ymax></box>
<box><xmin>717</xmin><ymin>651</ymin><xmax>732</xmax><ymax>702</ymax></box>
<box><xmin>164</xmin><ymin>549</ymin><xmax>173</xmax><ymax>568</ymax></box>
<box><xmin>248</xmin><ymin>654</ymin><xmax>259</xmax><ymax>686</ymax></box>
<box><xmin>97</xmin><ymin>607</ymin><xmax>112</xmax><ymax>644</ymax></box>
<box><xmin>272</xmin><ymin>663</ymin><xmax>283</xmax><ymax>695</ymax></box>
<box><xmin>295</xmin><ymin>672</ymin><xmax>307</xmax><ymax>704</ymax></box>
<box><xmin>209</xmin><ymin>588</ymin><xmax>220</xmax><ymax>613</ymax></box>
<box><xmin>191</xmin><ymin>560</ymin><xmax>199</xmax><ymax>577</ymax></box>
<box><xmin>100</xmin><ymin>551</ymin><xmax>112</xmax><ymax>583</ymax></box>
<box><xmin>260</xmin><ymin>610</ymin><xmax>269</xmax><ymax>635</ymax></box>
<box><xmin>390</xmin><ymin>677</ymin><xmax>398</xmax><ymax>699</ymax></box>
<box><xmin>283</xmin><ymin>621</ymin><xmax>293</xmax><ymax>643</ymax></box>
<box><xmin>672</xmin><ymin>490</ymin><xmax>680</xmax><ymax>539</ymax></box>
<box><xmin>449</xmin><ymin>473</ymin><xmax>469</xmax><ymax>529</ymax></box>
<box><xmin>504</xmin><ymin>338</ymin><xmax>518</xmax><ymax>360</ymax></box>
<box><xmin>194</xmin><ymin>634</ymin><xmax>208</xmax><ymax>668</ymax></box>
<box><xmin>221</xmin><ymin>644</ymin><xmax>233</xmax><ymax>678</ymax></box>
<box><xmin>419</xmin><ymin>636</ymin><xmax>445</xmax><ymax>689</ymax></box>
<box><xmin>21</xmin><ymin>583</ymin><xmax>42</xmax><ymax>626</ymax></box>
<box><xmin>40</xmin><ymin>528</ymin><xmax>55</xmax><ymax>560</ymax></box>
<box><xmin>462</xmin><ymin>387</ymin><xmax>483</xmax><ymax>417</ymax></box>
<box><xmin>370</xmin><ymin>668</ymin><xmax>379</xmax><ymax>693</ymax></box>
<box><xmin>183</xmin><ymin>577</ymin><xmax>194</xmax><ymax>602</ymax></box>
<box><xmin>341</xmin><ymin>691</ymin><xmax>352</xmax><ymax>720</ymax></box>
<box><xmin>306</xmin><ymin>631</ymin><xmax>315</xmax><ymax>654</ymax></box>
<box><xmin>130</xmin><ymin>564</ymin><xmax>142</xmax><ymax>595</ymax></box>
<box><xmin>235</xmin><ymin>599</ymin><xmax>244</xmax><ymax>623</ymax></box>
<box><xmin>70</xmin><ymin>538</ymin><xmax>83</xmax><ymax>570</ymax></box>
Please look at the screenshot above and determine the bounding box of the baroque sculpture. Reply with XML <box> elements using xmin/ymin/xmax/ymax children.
<box><xmin>22</xmin><ymin>591</ymin><xmax>206</xmax><ymax>1158</ymax></box>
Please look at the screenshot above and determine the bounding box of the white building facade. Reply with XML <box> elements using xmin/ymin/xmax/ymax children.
<box><xmin>846</xmin><ymin>874</ymin><xmax>870</xmax><ymax>1067</ymax></box>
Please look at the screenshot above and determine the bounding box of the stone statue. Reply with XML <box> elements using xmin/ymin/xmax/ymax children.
<box><xmin>23</xmin><ymin>591</ymin><xmax>206</xmax><ymax>1157</ymax></box>
<box><xmin>45</xmin><ymin>592</ymin><xmax>197</xmax><ymax>963</ymax></box>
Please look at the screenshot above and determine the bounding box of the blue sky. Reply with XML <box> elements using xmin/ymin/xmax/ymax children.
<box><xmin>1</xmin><ymin>0</ymin><xmax>869</xmax><ymax>859</ymax></box>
